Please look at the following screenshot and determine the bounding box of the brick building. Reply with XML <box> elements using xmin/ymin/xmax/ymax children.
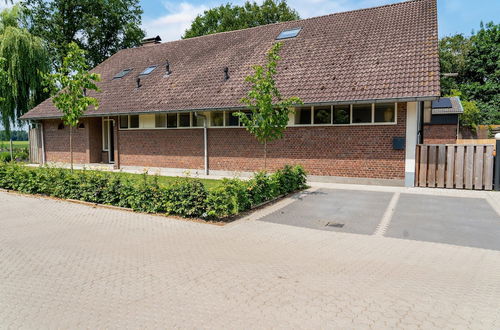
<box><xmin>423</xmin><ymin>97</ymin><xmax>463</xmax><ymax>144</ymax></box>
<box><xmin>22</xmin><ymin>0</ymin><xmax>440</xmax><ymax>186</ymax></box>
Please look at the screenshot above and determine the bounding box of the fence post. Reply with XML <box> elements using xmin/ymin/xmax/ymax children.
<box><xmin>495</xmin><ymin>134</ymin><xmax>500</xmax><ymax>191</ymax></box>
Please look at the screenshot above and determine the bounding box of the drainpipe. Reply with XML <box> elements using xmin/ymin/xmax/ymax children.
<box><xmin>195</xmin><ymin>112</ymin><xmax>208</xmax><ymax>175</ymax></box>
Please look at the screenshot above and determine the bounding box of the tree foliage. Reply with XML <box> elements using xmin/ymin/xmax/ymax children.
<box><xmin>0</xmin><ymin>5</ymin><xmax>50</xmax><ymax>137</ymax></box>
<box><xmin>22</xmin><ymin>0</ymin><xmax>145</xmax><ymax>68</ymax></box>
<box><xmin>440</xmin><ymin>22</ymin><xmax>500</xmax><ymax>124</ymax></box>
<box><xmin>183</xmin><ymin>0</ymin><xmax>299</xmax><ymax>39</ymax></box>
<box><xmin>439</xmin><ymin>34</ymin><xmax>471</xmax><ymax>96</ymax></box>
<box><xmin>44</xmin><ymin>42</ymin><xmax>100</xmax><ymax>170</ymax></box>
<box><xmin>236</xmin><ymin>42</ymin><xmax>301</xmax><ymax>169</ymax></box>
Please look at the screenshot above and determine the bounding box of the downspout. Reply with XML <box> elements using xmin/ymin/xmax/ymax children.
<box><xmin>195</xmin><ymin>113</ymin><xmax>208</xmax><ymax>175</ymax></box>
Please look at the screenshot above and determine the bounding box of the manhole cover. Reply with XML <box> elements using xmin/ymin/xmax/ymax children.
<box><xmin>325</xmin><ymin>222</ymin><xmax>344</xmax><ymax>228</ymax></box>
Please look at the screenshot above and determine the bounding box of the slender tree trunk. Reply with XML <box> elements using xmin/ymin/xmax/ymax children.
<box><xmin>69</xmin><ymin>126</ymin><xmax>73</xmax><ymax>172</ymax></box>
<box><xmin>9</xmin><ymin>138</ymin><xmax>13</xmax><ymax>162</ymax></box>
<box><xmin>264</xmin><ymin>139</ymin><xmax>267</xmax><ymax>171</ymax></box>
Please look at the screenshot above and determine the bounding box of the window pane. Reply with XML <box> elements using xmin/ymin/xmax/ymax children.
<box><xmin>333</xmin><ymin>105</ymin><xmax>350</xmax><ymax>124</ymax></box>
<box><xmin>314</xmin><ymin>106</ymin><xmax>331</xmax><ymax>124</ymax></box>
<box><xmin>155</xmin><ymin>114</ymin><xmax>166</xmax><ymax>128</ymax></box>
<box><xmin>167</xmin><ymin>113</ymin><xmax>177</xmax><ymax>128</ymax></box>
<box><xmin>102</xmin><ymin>121</ymin><xmax>109</xmax><ymax>150</ymax></box>
<box><xmin>225</xmin><ymin>111</ymin><xmax>239</xmax><ymax>126</ymax></box>
<box><xmin>130</xmin><ymin>115</ymin><xmax>139</xmax><ymax>128</ymax></box>
<box><xmin>194</xmin><ymin>114</ymin><xmax>205</xmax><ymax>127</ymax></box>
<box><xmin>375</xmin><ymin>103</ymin><xmax>396</xmax><ymax>123</ymax></box>
<box><xmin>179</xmin><ymin>113</ymin><xmax>191</xmax><ymax>127</ymax></box>
<box><xmin>119</xmin><ymin>115</ymin><xmax>128</xmax><ymax>129</ymax></box>
<box><xmin>295</xmin><ymin>107</ymin><xmax>311</xmax><ymax>124</ymax></box>
<box><xmin>352</xmin><ymin>104</ymin><xmax>372</xmax><ymax>123</ymax></box>
<box><xmin>239</xmin><ymin>111</ymin><xmax>253</xmax><ymax>126</ymax></box>
<box><xmin>211</xmin><ymin>111</ymin><xmax>224</xmax><ymax>126</ymax></box>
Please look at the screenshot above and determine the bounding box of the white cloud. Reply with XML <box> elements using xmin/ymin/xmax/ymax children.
<box><xmin>141</xmin><ymin>0</ymin><xmax>406</xmax><ymax>42</ymax></box>
<box><xmin>142</xmin><ymin>2</ymin><xmax>208</xmax><ymax>42</ymax></box>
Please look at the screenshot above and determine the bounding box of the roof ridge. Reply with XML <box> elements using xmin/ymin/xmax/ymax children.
<box><xmin>134</xmin><ymin>0</ymin><xmax>432</xmax><ymax>50</ymax></box>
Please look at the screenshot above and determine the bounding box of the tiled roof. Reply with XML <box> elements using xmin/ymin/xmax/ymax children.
<box><xmin>22</xmin><ymin>0</ymin><xmax>439</xmax><ymax>120</ymax></box>
<box><xmin>432</xmin><ymin>97</ymin><xmax>464</xmax><ymax>114</ymax></box>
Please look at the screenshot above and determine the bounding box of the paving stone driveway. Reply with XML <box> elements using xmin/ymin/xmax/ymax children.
<box><xmin>1</xmin><ymin>190</ymin><xmax>500</xmax><ymax>328</ymax></box>
<box><xmin>260</xmin><ymin>187</ymin><xmax>500</xmax><ymax>251</ymax></box>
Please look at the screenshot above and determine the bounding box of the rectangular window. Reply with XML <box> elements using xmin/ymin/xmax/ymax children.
<box><xmin>333</xmin><ymin>105</ymin><xmax>350</xmax><ymax>124</ymax></box>
<box><xmin>313</xmin><ymin>106</ymin><xmax>332</xmax><ymax>124</ymax></box>
<box><xmin>129</xmin><ymin>115</ymin><xmax>139</xmax><ymax>128</ymax></box>
<box><xmin>225</xmin><ymin>111</ymin><xmax>239</xmax><ymax>126</ymax></box>
<box><xmin>167</xmin><ymin>113</ymin><xmax>177</xmax><ymax>128</ymax></box>
<box><xmin>155</xmin><ymin>114</ymin><xmax>166</xmax><ymax>128</ymax></box>
<box><xmin>211</xmin><ymin>111</ymin><xmax>224</xmax><ymax>127</ymax></box>
<box><xmin>239</xmin><ymin>111</ymin><xmax>253</xmax><ymax>126</ymax></box>
<box><xmin>119</xmin><ymin>115</ymin><xmax>128</xmax><ymax>129</ymax></box>
<box><xmin>194</xmin><ymin>114</ymin><xmax>205</xmax><ymax>127</ymax></box>
<box><xmin>295</xmin><ymin>107</ymin><xmax>312</xmax><ymax>125</ymax></box>
<box><xmin>179</xmin><ymin>113</ymin><xmax>191</xmax><ymax>127</ymax></box>
<box><xmin>352</xmin><ymin>104</ymin><xmax>372</xmax><ymax>123</ymax></box>
<box><xmin>374</xmin><ymin>103</ymin><xmax>396</xmax><ymax>123</ymax></box>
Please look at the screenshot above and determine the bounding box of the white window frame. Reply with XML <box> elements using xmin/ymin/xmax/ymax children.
<box><xmin>102</xmin><ymin>118</ymin><xmax>110</xmax><ymax>151</ymax></box>
<box><xmin>116</xmin><ymin>103</ymin><xmax>398</xmax><ymax>130</ymax></box>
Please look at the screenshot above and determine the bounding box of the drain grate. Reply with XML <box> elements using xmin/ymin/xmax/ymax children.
<box><xmin>325</xmin><ymin>222</ymin><xmax>344</xmax><ymax>228</ymax></box>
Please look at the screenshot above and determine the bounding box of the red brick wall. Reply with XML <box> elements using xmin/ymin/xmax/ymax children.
<box><xmin>423</xmin><ymin>124</ymin><xmax>457</xmax><ymax>144</ymax></box>
<box><xmin>88</xmin><ymin>118</ymin><xmax>102</xmax><ymax>163</ymax></box>
<box><xmin>42</xmin><ymin>104</ymin><xmax>408</xmax><ymax>179</ymax></box>
<box><xmin>118</xmin><ymin>129</ymin><xmax>205</xmax><ymax>169</ymax></box>
<box><xmin>43</xmin><ymin>119</ymin><xmax>91</xmax><ymax>163</ymax></box>
<box><xmin>117</xmin><ymin>103</ymin><xmax>407</xmax><ymax>179</ymax></box>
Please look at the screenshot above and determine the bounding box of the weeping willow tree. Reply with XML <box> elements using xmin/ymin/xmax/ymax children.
<box><xmin>0</xmin><ymin>5</ymin><xmax>49</xmax><ymax>137</ymax></box>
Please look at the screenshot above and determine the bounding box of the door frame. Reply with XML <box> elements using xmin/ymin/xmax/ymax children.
<box><xmin>102</xmin><ymin>118</ymin><xmax>115</xmax><ymax>164</ymax></box>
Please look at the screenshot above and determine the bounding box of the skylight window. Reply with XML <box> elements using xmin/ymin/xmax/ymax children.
<box><xmin>276</xmin><ymin>28</ymin><xmax>302</xmax><ymax>40</ymax></box>
<box><xmin>140</xmin><ymin>65</ymin><xmax>158</xmax><ymax>76</ymax></box>
<box><xmin>113</xmin><ymin>69</ymin><xmax>132</xmax><ymax>79</ymax></box>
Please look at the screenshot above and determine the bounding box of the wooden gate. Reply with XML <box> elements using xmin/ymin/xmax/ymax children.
<box><xmin>29</xmin><ymin>127</ymin><xmax>42</xmax><ymax>164</ymax></box>
<box><xmin>415</xmin><ymin>144</ymin><xmax>494</xmax><ymax>190</ymax></box>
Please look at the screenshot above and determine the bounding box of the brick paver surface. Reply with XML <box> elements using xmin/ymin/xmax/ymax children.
<box><xmin>1</xmin><ymin>191</ymin><xmax>500</xmax><ymax>329</ymax></box>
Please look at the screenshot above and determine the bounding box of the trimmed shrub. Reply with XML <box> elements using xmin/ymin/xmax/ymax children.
<box><xmin>164</xmin><ymin>178</ymin><xmax>207</xmax><ymax>217</ymax></box>
<box><xmin>0</xmin><ymin>163</ymin><xmax>307</xmax><ymax>220</ymax></box>
<box><xmin>206</xmin><ymin>179</ymin><xmax>252</xmax><ymax>219</ymax></box>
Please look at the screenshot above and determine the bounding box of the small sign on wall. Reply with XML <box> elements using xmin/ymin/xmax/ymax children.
<box><xmin>393</xmin><ymin>137</ymin><xmax>405</xmax><ymax>150</ymax></box>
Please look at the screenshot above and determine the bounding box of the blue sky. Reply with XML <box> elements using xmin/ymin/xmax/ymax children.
<box><xmin>140</xmin><ymin>0</ymin><xmax>500</xmax><ymax>41</ymax></box>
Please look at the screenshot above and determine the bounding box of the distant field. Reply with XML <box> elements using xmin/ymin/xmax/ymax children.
<box><xmin>0</xmin><ymin>141</ymin><xmax>29</xmax><ymax>152</ymax></box>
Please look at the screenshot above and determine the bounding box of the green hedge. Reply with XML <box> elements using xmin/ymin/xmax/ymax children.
<box><xmin>0</xmin><ymin>163</ymin><xmax>307</xmax><ymax>220</ymax></box>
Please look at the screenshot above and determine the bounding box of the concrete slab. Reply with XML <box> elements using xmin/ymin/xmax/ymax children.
<box><xmin>387</xmin><ymin>194</ymin><xmax>500</xmax><ymax>251</ymax></box>
<box><xmin>258</xmin><ymin>188</ymin><xmax>394</xmax><ymax>234</ymax></box>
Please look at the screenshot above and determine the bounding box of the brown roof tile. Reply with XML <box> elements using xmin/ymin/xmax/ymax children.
<box><xmin>22</xmin><ymin>0</ymin><xmax>440</xmax><ymax>120</ymax></box>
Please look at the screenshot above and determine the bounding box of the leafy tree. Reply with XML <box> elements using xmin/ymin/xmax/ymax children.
<box><xmin>183</xmin><ymin>0</ymin><xmax>299</xmax><ymax>39</ymax></box>
<box><xmin>439</xmin><ymin>22</ymin><xmax>500</xmax><ymax>124</ymax></box>
<box><xmin>439</xmin><ymin>34</ymin><xmax>471</xmax><ymax>96</ymax></box>
<box><xmin>43</xmin><ymin>42</ymin><xmax>101</xmax><ymax>171</ymax></box>
<box><xmin>446</xmin><ymin>89</ymin><xmax>481</xmax><ymax>132</ymax></box>
<box><xmin>22</xmin><ymin>0</ymin><xmax>145</xmax><ymax>68</ymax></box>
<box><xmin>0</xmin><ymin>57</ymin><xmax>5</xmax><ymax>102</ymax></box>
<box><xmin>461</xmin><ymin>22</ymin><xmax>500</xmax><ymax>124</ymax></box>
<box><xmin>0</xmin><ymin>5</ymin><xmax>50</xmax><ymax>138</ymax></box>
<box><xmin>236</xmin><ymin>42</ymin><xmax>301</xmax><ymax>170</ymax></box>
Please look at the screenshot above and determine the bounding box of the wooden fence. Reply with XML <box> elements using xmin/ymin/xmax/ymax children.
<box><xmin>415</xmin><ymin>144</ymin><xmax>494</xmax><ymax>190</ymax></box>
